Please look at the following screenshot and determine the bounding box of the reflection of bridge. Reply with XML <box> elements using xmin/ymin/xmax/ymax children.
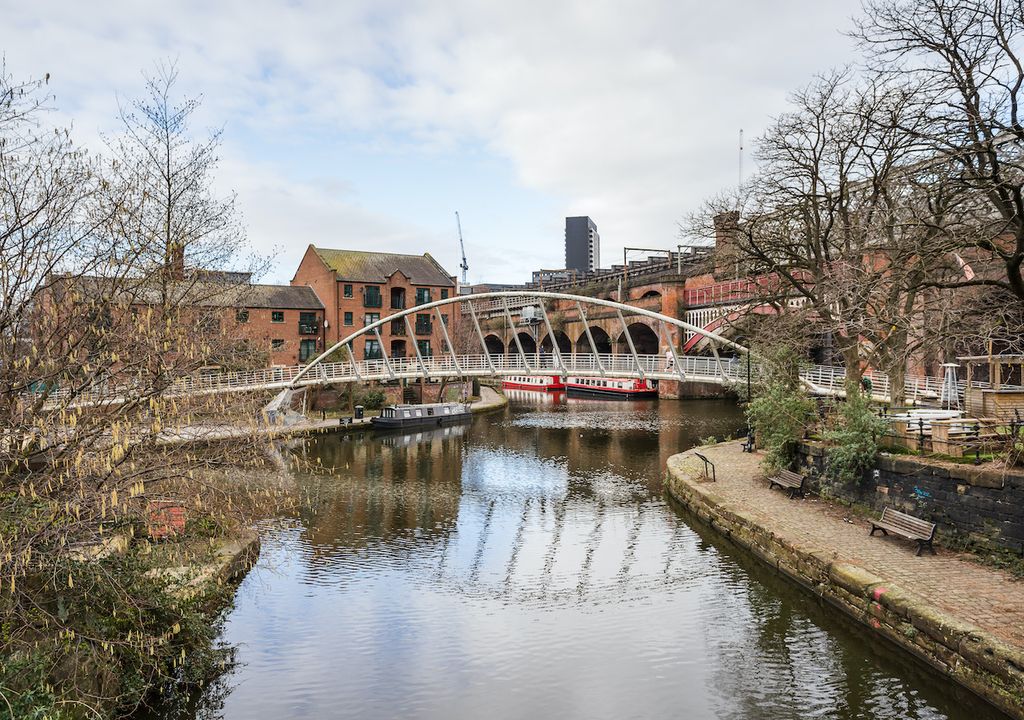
<box><xmin>51</xmin><ymin>292</ymin><xmax>972</xmax><ymax>407</ymax></box>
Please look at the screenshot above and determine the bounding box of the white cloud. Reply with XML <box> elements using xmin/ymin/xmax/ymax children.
<box><xmin>5</xmin><ymin>0</ymin><xmax>863</xmax><ymax>283</ymax></box>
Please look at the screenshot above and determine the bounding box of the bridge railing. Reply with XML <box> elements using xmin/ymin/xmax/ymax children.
<box><xmin>40</xmin><ymin>350</ymin><xmax>1020</xmax><ymax>408</ymax></box>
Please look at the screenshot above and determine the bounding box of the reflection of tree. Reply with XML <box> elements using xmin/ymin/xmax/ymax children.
<box><xmin>696</xmin><ymin>522</ymin><xmax>970</xmax><ymax>720</ymax></box>
<box><xmin>701</xmin><ymin>566</ymin><xmax>846</xmax><ymax>719</ymax></box>
<box><xmin>293</xmin><ymin>425</ymin><xmax>468</xmax><ymax>560</ymax></box>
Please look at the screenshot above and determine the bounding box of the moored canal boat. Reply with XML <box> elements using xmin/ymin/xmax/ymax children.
<box><xmin>501</xmin><ymin>374</ymin><xmax>566</xmax><ymax>391</ymax></box>
<box><xmin>565</xmin><ymin>376</ymin><xmax>658</xmax><ymax>399</ymax></box>
<box><xmin>371</xmin><ymin>402</ymin><xmax>472</xmax><ymax>430</ymax></box>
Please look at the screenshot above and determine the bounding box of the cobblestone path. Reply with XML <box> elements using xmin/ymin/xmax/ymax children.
<box><xmin>676</xmin><ymin>441</ymin><xmax>1024</xmax><ymax>649</ymax></box>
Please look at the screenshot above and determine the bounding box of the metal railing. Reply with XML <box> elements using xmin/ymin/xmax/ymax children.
<box><xmin>693</xmin><ymin>452</ymin><xmax>716</xmax><ymax>482</ymax></box>
<box><xmin>40</xmin><ymin>351</ymin><xmax>1012</xmax><ymax>409</ymax></box>
<box><xmin>684</xmin><ymin>279</ymin><xmax>759</xmax><ymax>307</ymax></box>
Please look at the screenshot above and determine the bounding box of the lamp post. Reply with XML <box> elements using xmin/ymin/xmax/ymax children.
<box><xmin>747</xmin><ymin>353</ymin><xmax>751</xmax><ymax>402</ymax></box>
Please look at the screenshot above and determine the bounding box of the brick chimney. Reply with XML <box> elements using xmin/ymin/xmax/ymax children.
<box><xmin>166</xmin><ymin>240</ymin><xmax>185</xmax><ymax>281</ymax></box>
<box><xmin>712</xmin><ymin>211</ymin><xmax>742</xmax><ymax>280</ymax></box>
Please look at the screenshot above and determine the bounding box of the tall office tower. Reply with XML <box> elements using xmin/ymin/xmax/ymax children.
<box><xmin>564</xmin><ymin>216</ymin><xmax>600</xmax><ymax>273</ymax></box>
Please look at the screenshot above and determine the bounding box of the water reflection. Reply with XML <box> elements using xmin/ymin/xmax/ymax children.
<box><xmin>177</xmin><ymin>398</ymin><xmax>1005</xmax><ymax>720</ymax></box>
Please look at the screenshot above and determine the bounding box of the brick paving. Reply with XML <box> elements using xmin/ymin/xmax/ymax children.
<box><xmin>677</xmin><ymin>441</ymin><xmax>1024</xmax><ymax>649</ymax></box>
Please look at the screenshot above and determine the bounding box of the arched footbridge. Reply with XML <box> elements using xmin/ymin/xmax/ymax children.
<box><xmin>53</xmin><ymin>292</ymin><xmax>965</xmax><ymax>407</ymax></box>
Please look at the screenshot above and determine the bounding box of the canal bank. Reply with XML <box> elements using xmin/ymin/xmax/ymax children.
<box><xmin>666</xmin><ymin>441</ymin><xmax>1024</xmax><ymax>719</ymax></box>
<box><xmin>160</xmin><ymin>385</ymin><xmax>508</xmax><ymax>445</ymax></box>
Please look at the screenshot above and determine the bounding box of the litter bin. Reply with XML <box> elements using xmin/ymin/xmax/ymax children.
<box><xmin>354</xmin><ymin>405</ymin><xmax>364</xmax><ymax>420</ymax></box>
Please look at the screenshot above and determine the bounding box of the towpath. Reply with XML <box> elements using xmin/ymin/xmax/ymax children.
<box><xmin>667</xmin><ymin>441</ymin><xmax>1024</xmax><ymax>649</ymax></box>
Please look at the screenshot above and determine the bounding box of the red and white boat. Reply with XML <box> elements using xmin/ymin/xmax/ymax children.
<box><xmin>501</xmin><ymin>374</ymin><xmax>566</xmax><ymax>391</ymax></box>
<box><xmin>565</xmin><ymin>376</ymin><xmax>658</xmax><ymax>399</ymax></box>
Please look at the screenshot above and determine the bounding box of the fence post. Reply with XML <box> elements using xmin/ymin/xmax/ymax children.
<box><xmin>918</xmin><ymin>419</ymin><xmax>926</xmax><ymax>453</ymax></box>
<box><xmin>974</xmin><ymin>422</ymin><xmax>982</xmax><ymax>466</ymax></box>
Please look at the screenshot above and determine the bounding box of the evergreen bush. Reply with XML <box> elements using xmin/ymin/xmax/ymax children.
<box><xmin>745</xmin><ymin>348</ymin><xmax>816</xmax><ymax>474</ymax></box>
<box><xmin>822</xmin><ymin>389</ymin><xmax>888</xmax><ymax>491</ymax></box>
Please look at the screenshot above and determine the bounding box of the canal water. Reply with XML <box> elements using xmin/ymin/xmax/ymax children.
<box><xmin>181</xmin><ymin>394</ymin><xmax>1003</xmax><ymax>719</ymax></box>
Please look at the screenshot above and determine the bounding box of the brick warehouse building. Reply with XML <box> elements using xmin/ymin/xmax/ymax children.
<box><xmin>45</xmin><ymin>273</ymin><xmax>325</xmax><ymax>368</ymax></box>
<box><xmin>291</xmin><ymin>246</ymin><xmax>456</xmax><ymax>360</ymax></box>
<box><xmin>227</xmin><ymin>283</ymin><xmax>325</xmax><ymax>365</ymax></box>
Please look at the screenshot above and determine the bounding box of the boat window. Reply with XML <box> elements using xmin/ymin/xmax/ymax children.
<box><xmin>444</xmin><ymin>407</ymin><xmax>450</xmax><ymax>414</ymax></box>
<box><xmin>416</xmin><ymin>410</ymin><xmax>422</xmax><ymax>417</ymax></box>
<box><xmin>403</xmin><ymin>411</ymin><xmax>411</xmax><ymax>418</ymax></box>
<box><xmin>427</xmin><ymin>408</ymin><xmax>434</xmax><ymax>416</ymax></box>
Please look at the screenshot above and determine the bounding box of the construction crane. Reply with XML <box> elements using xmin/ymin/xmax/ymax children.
<box><xmin>455</xmin><ymin>211</ymin><xmax>469</xmax><ymax>284</ymax></box>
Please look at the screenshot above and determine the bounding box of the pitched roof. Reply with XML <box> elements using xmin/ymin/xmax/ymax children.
<box><xmin>60</xmin><ymin>275</ymin><xmax>323</xmax><ymax>310</ymax></box>
<box><xmin>243</xmin><ymin>284</ymin><xmax>323</xmax><ymax>309</ymax></box>
<box><xmin>312</xmin><ymin>247</ymin><xmax>455</xmax><ymax>287</ymax></box>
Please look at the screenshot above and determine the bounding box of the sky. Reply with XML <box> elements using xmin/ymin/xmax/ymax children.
<box><xmin>4</xmin><ymin>0</ymin><xmax>862</xmax><ymax>285</ymax></box>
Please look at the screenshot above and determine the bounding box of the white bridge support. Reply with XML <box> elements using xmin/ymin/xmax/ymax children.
<box><xmin>289</xmin><ymin>291</ymin><xmax>751</xmax><ymax>391</ymax></box>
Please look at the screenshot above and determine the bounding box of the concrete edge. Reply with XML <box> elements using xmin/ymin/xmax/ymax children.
<box><xmin>470</xmin><ymin>386</ymin><xmax>508</xmax><ymax>415</ymax></box>
<box><xmin>666</xmin><ymin>444</ymin><xmax>1024</xmax><ymax>720</ymax></box>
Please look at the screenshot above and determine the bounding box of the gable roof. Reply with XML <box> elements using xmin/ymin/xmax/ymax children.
<box><xmin>312</xmin><ymin>247</ymin><xmax>455</xmax><ymax>287</ymax></box>
<box><xmin>59</xmin><ymin>275</ymin><xmax>323</xmax><ymax>310</ymax></box>
<box><xmin>244</xmin><ymin>284</ymin><xmax>323</xmax><ymax>310</ymax></box>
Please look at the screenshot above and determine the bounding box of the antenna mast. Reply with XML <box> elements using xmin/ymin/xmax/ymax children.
<box><xmin>455</xmin><ymin>211</ymin><xmax>469</xmax><ymax>284</ymax></box>
<box><xmin>738</xmin><ymin>128</ymin><xmax>744</xmax><ymax>188</ymax></box>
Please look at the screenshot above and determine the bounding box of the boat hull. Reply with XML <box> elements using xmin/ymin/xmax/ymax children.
<box><xmin>565</xmin><ymin>386</ymin><xmax>658</xmax><ymax>400</ymax></box>
<box><xmin>370</xmin><ymin>413</ymin><xmax>471</xmax><ymax>430</ymax></box>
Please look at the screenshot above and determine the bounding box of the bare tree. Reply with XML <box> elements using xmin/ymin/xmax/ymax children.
<box><xmin>855</xmin><ymin>0</ymin><xmax>1024</xmax><ymax>303</ymax></box>
<box><xmin>0</xmin><ymin>65</ymin><xmax>272</xmax><ymax>717</ymax></box>
<box><xmin>691</xmin><ymin>72</ymin><xmax>962</xmax><ymax>403</ymax></box>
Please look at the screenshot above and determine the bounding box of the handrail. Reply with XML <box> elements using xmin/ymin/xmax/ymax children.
<box><xmin>38</xmin><ymin>351</ymin><xmax>1017</xmax><ymax>410</ymax></box>
<box><xmin>693</xmin><ymin>452</ymin><xmax>716</xmax><ymax>482</ymax></box>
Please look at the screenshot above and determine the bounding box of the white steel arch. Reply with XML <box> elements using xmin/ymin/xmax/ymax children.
<box><xmin>289</xmin><ymin>291</ymin><xmax>751</xmax><ymax>389</ymax></box>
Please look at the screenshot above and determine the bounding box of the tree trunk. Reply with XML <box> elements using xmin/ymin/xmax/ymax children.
<box><xmin>839</xmin><ymin>342</ymin><xmax>863</xmax><ymax>397</ymax></box>
<box><xmin>888</xmin><ymin>360</ymin><xmax>906</xmax><ymax>408</ymax></box>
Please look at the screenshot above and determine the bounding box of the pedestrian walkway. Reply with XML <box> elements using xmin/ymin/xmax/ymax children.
<box><xmin>669</xmin><ymin>441</ymin><xmax>1024</xmax><ymax>648</ymax></box>
<box><xmin>160</xmin><ymin>386</ymin><xmax>507</xmax><ymax>446</ymax></box>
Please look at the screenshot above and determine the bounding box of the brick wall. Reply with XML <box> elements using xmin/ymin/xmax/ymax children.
<box><xmin>291</xmin><ymin>248</ymin><xmax>455</xmax><ymax>362</ymax></box>
<box><xmin>291</xmin><ymin>246</ymin><xmax>338</xmax><ymax>343</ymax></box>
<box><xmin>796</xmin><ymin>441</ymin><xmax>1024</xmax><ymax>552</ymax></box>
<box><xmin>233</xmin><ymin>306</ymin><xmax>324</xmax><ymax>366</ymax></box>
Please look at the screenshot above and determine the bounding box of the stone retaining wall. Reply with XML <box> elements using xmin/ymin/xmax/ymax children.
<box><xmin>657</xmin><ymin>379</ymin><xmax>734</xmax><ymax>400</ymax></box>
<box><xmin>797</xmin><ymin>442</ymin><xmax>1024</xmax><ymax>553</ymax></box>
<box><xmin>666</xmin><ymin>449</ymin><xmax>1024</xmax><ymax>719</ymax></box>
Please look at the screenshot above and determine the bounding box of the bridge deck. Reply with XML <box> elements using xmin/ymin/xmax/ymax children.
<box><xmin>41</xmin><ymin>352</ymin><xmax>1001</xmax><ymax>409</ymax></box>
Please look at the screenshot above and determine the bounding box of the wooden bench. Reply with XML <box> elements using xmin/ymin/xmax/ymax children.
<box><xmin>768</xmin><ymin>469</ymin><xmax>806</xmax><ymax>498</ymax></box>
<box><xmin>870</xmin><ymin>507</ymin><xmax>936</xmax><ymax>556</ymax></box>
